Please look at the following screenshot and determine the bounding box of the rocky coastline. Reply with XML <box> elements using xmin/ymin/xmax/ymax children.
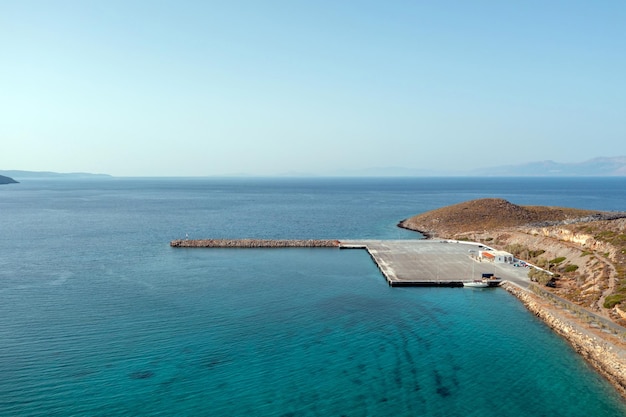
<box><xmin>397</xmin><ymin>221</ymin><xmax>431</xmax><ymax>238</ymax></box>
<box><xmin>398</xmin><ymin>198</ymin><xmax>626</xmax><ymax>399</ymax></box>
<box><xmin>503</xmin><ymin>282</ymin><xmax>626</xmax><ymax>398</ymax></box>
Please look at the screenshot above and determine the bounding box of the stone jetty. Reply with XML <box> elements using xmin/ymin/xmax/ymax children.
<box><xmin>170</xmin><ymin>239</ymin><xmax>340</xmax><ymax>248</ymax></box>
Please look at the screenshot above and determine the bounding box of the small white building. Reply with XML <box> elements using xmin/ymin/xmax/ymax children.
<box><xmin>480</xmin><ymin>250</ymin><xmax>514</xmax><ymax>264</ymax></box>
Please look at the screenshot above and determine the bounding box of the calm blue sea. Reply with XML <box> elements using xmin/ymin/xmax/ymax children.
<box><xmin>1</xmin><ymin>177</ymin><xmax>626</xmax><ymax>416</ymax></box>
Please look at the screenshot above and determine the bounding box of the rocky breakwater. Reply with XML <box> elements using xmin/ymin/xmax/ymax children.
<box><xmin>170</xmin><ymin>239</ymin><xmax>341</xmax><ymax>248</ymax></box>
<box><xmin>502</xmin><ymin>282</ymin><xmax>626</xmax><ymax>398</ymax></box>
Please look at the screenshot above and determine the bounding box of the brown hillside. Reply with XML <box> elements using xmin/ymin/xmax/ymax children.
<box><xmin>399</xmin><ymin>198</ymin><xmax>601</xmax><ymax>237</ymax></box>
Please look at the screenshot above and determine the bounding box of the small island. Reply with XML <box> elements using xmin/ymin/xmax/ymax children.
<box><xmin>0</xmin><ymin>174</ymin><xmax>18</xmax><ymax>184</ymax></box>
<box><xmin>0</xmin><ymin>170</ymin><xmax>112</xmax><ymax>180</ymax></box>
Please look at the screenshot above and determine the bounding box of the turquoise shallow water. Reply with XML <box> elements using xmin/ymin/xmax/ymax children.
<box><xmin>1</xmin><ymin>178</ymin><xmax>626</xmax><ymax>416</ymax></box>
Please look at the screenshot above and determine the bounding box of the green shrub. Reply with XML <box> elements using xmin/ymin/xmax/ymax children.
<box><xmin>528</xmin><ymin>268</ymin><xmax>552</xmax><ymax>285</ymax></box>
<box><xmin>603</xmin><ymin>294</ymin><xmax>626</xmax><ymax>309</ymax></box>
<box><xmin>596</xmin><ymin>231</ymin><xmax>617</xmax><ymax>240</ymax></box>
<box><xmin>505</xmin><ymin>243</ymin><xmax>527</xmax><ymax>257</ymax></box>
<box><xmin>564</xmin><ymin>264</ymin><xmax>579</xmax><ymax>273</ymax></box>
<box><xmin>529</xmin><ymin>249</ymin><xmax>545</xmax><ymax>258</ymax></box>
<box><xmin>550</xmin><ymin>256</ymin><xmax>566</xmax><ymax>264</ymax></box>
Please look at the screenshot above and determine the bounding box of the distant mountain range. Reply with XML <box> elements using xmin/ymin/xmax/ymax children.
<box><xmin>3</xmin><ymin>157</ymin><xmax>626</xmax><ymax>179</ymax></box>
<box><xmin>333</xmin><ymin>156</ymin><xmax>626</xmax><ymax>177</ymax></box>
<box><xmin>469</xmin><ymin>156</ymin><xmax>626</xmax><ymax>177</ymax></box>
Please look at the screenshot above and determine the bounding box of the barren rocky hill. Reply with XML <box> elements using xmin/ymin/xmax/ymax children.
<box><xmin>399</xmin><ymin>198</ymin><xmax>601</xmax><ymax>237</ymax></box>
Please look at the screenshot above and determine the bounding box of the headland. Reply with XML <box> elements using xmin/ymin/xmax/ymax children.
<box><xmin>399</xmin><ymin>198</ymin><xmax>626</xmax><ymax>398</ymax></box>
<box><xmin>398</xmin><ymin>198</ymin><xmax>626</xmax><ymax>325</ymax></box>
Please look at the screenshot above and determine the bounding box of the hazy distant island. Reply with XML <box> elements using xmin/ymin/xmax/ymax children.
<box><xmin>0</xmin><ymin>170</ymin><xmax>112</xmax><ymax>180</ymax></box>
<box><xmin>469</xmin><ymin>156</ymin><xmax>626</xmax><ymax>177</ymax></box>
<box><xmin>3</xmin><ymin>156</ymin><xmax>626</xmax><ymax>178</ymax></box>
<box><xmin>0</xmin><ymin>174</ymin><xmax>18</xmax><ymax>184</ymax></box>
<box><xmin>327</xmin><ymin>156</ymin><xmax>626</xmax><ymax>177</ymax></box>
<box><xmin>400</xmin><ymin>198</ymin><xmax>626</xmax><ymax>396</ymax></box>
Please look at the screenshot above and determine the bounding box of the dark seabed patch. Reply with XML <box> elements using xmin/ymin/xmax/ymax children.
<box><xmin>129</xmin><ymin>370</ymin><xmax>155</xmax><ymax>380</ymax></box>
<box><xmin>433</xmin><ymin>370</ymin><xmax>452</xmax><ymax>398</ymax></box>
<box><xmin>202</xmin><ymin>355</ymin><xmax>232</xmax><ymax>369</ymax></box>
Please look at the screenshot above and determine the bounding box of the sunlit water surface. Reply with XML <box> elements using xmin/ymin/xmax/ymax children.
<box><xmin>1</xmin><ymin>177</ymin><xmax>626</xmax><ymax>416</ymax></box>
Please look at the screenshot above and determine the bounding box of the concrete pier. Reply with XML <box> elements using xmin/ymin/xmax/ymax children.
<box><xmin>170</xmin><ymin>238</ymin><xmax>532</xmax><ymax>287</ymax></box>
<box><xmin>341</xmin><ymin>240</ymin><xmax>517</xmax><ymax>287</ymax></box>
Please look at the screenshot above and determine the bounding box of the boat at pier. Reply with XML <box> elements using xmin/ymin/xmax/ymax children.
<box><xmin>464</xmin><ymin>280</ymin><xmax>489</xmax><ymax>288</ymax></box>
<box><xmin>464</xmin><ymin>277</ymin><xmax>502</xmax><ymax>288</ymax></box>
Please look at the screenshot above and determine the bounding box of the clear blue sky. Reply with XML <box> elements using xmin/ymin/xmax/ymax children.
<box><xmin>2</xmin><ymin>1</ymin><xmax>625</xmax><ymax>176</ymax></box>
